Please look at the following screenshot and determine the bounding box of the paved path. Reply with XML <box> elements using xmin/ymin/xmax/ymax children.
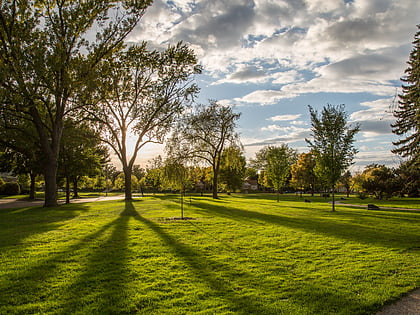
<box><xmin>336</xmin><ymin>201</ymin><xmax>420</xmax><ymax>212</ymax></box>
<box><xmin>376</xmin><ymin>288</ymin><xmax>420</xmax><ymax>315</ymax></box>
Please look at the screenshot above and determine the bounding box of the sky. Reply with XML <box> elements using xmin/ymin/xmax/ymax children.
<box><xmin>123</xmin><ymin>0</ymin><xmax>419</xmax><ymax>172</ymax></box>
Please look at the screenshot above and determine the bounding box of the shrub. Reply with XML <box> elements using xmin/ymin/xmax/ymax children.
<box><xmin>358</xmin><ymin>192</ymin><xmax>368</xmax><ymax>200</ymax></box>
<box><xmin>1</xmin><ymin>182</ymin><xmax>21</xmax><ymax>195</ymax></box>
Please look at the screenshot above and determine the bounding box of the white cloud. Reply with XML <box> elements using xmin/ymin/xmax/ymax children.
<box><xmin>268</xmin><ymin>114</ymin><xmax>302</xmax><ymax>121</ymax></box>
<box><xmin>235</xmin><ymin>89</ymin><xmax>297</xmax><ymax>105</ymax></box>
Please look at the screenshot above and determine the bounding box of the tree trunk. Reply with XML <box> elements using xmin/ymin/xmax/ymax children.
<box><xmin>65</xmin><ymin>176</ymin><xmax>70</xmax><ymax>204</ymax></box>
<box><xmin>44</xmin><ymin>159</ymin><xmax>58</xmax><ymax>207</ymax></box>
<box><xmin>29</xmin><ymin>171</ymin><xmax>36</xmax><ymax>200</ymax></box>
<box><xmin>331</xmin><ymin>185</ymin><xmax>336</xmax><ymax>212</ymax></box>
<box><xmin>212</xmin><ymin>168</ymin><xmax>219</xmax><ymax>199</ymax></box>
<box><xmin>124</xmin><ymin>167</ymin><xmax>132</xmax><ymax>200</ymax></box>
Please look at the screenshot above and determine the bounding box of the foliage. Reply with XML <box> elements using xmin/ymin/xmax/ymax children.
<box><xmin>145</xmin><ymin>156</ymin><xmax>164</xmax><ymax>193</ymax></box>
<box><xmin>394</xmin><ymin>160</ymin><xmax>420</xmax><ymax>197</ymax></box>
<box><xmin>0</xmin><ymin>182</ymin><xmax>20</xmax><ymax>195</ymax></box>
<box><xmin>0</xmin><ymin>0</ymin><xmax>152</xmax><ymax>206</ymax></box>
<box><xmin>219</xmin><ymin>146</ymin><xmax>246</xmax><ymax>193</ymax></box>
<box><xmin>167</xmin><ymin>101</ymin><xmax>241</xmax><ymax>199</ymax></box>
<box><xmin>392</xmin><ymin>25</ymin><xmax>420</xmax><ymax>164</ymax></box>
<box><xmin>290</xmin><ymin>151</ymin><xmax>317</xmax><ymax>195</ymax></box>
<box><xmin>251</xmin><ymin>144</ymin><xmax>297</xmax><ymax>201</ymax></box>
<box><xmin>0</xmin><ymin>195</ymin><xmax>419</xmax><ymax>314</ymax></box>
<box><xmin>338</xmin><ymin>170</ymin><xmax>352</xmax><ymax>197</ymax></box>
<box><xmin>306</xmin><ymin>104</ymin><xmax>360</xmax><ymax>211</ymax></box>
<box><xmin>58</xmin><ymin>119</ymin><xmax>107</xmax><ymax>202</ymax></box>
<box><xmin>83</xmin><ymin>42</ymin><xmax>201</xmax><ymax>200</ymax></box>
<box><xmin>114</xmin><ymin>174</ymin><xmax>139</xmax><ymax>192</ymax></box>
<box><xmin>359</xmin><ymin>164</ymin><xmax>397</xmax><ymax>200</ymax></box>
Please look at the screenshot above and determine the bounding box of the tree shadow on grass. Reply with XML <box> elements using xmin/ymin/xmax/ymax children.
<box><xmin>191</xmin><ymin>200</ymin><xmax>420</xmax><ymax>250</ymax></box>
<box><xmin>0</xmin><ymin>216</ymin><xmax>118</xmax><ymax>314</ymax></box>
<box><xmin>0</xmin><ymin>203</ymin><xmax>90</xmax><ymax>250</ymax></box>
<box><xmin>130</xmin><ymin>201</ymin><xmax>284</xmax><ymax>314</ymax></box>
<box><xmin>57</xmin><ymin>200</ymin><xmax>136</xmax><ymax>314</ymax></box>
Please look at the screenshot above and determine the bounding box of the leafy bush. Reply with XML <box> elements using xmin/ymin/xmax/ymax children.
<box><xmin>0</xmin><ymin>182</ymin><xmax>21</xmax><ymax>195</ymax></box>
<box><xmin>358</xmin><ymin>192</ymin><xmax>368</xmax><ymax>200</ymax></box>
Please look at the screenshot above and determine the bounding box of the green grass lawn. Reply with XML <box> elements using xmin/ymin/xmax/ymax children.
<box><xmin>0</xmin><ymin>191</ymin><xmax>123</xmax><ymax>200</ymax></box>
<box><xmin>0</xmin><ymin>194</ymin><xmax>419</xmax><ymax>314</ymax></box>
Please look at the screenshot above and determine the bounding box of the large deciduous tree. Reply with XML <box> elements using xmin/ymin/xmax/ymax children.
<box><xmin>85</xmin><ymin>42</ymin><xmax>201</xmax><ymax>200</ymax></box>
<box><xmin>0</xmin><ymin>0</ymin><xmax>152</xmax><ymax>206</ymax></box>
<box><xmin>306</xmin><ymin>104</ymin><xmax>360</xmax><ymax>211</ymax></box>
<box><xmin>167</xmin><ymin>101</ymin><xmax>241</xmax><ymax>199</ymax></box>
<box><xmin>392</xmin><ymin>25</ymin><xmax>420</xmax><ymax>165</ymax></box>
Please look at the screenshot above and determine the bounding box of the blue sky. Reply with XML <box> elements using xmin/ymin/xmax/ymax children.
<box><xmin>125</xmin><ymin>0</ymin><xmax>419</xmax><ymax>171</ymax></box>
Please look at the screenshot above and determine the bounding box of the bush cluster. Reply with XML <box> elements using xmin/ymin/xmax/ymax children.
<box><xmin>0</xmin><ymin>180</ymin><xmax>21</xmax><ymax>195</ymax></box>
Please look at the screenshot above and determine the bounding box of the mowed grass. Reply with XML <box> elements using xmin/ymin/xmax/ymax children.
<box><xmin>0</xmin><ymin>194</ymin><xmax>419</xmax><ymax>314</ymax></box>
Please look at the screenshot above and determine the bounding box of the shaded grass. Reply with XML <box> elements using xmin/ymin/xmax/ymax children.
<box><xmin>0</xmin><ymin>194</ymin><xmax>419</xmax><ymax>314</ymax></box>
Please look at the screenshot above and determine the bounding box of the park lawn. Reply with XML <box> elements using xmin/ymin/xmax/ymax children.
<box><xmin>0</xmin><ymin>191</ymin><xmax>123</xmax><ymax>200</ymax></box>
<box><xmin>0</xmin><ymin>194</ymin><xmax>419</xmax><ymax>314</ymax></box>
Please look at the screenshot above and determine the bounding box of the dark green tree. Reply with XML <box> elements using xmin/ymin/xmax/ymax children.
<box><xmin>392</xmin><ymin>25</ymin><xmax>420</xmax><ymax>165</ymax></box>
<box><xmin>0</xmin><ymin>0</ymin><xmax>152</xmax><ymax>206</ymax></box>
<box><xmin>395</xmin><ymin>161</ymin><xmax>420</xmax><ymax>197</ymax></box>
<box><xmin>306</xmin><ymin>104</ymin><xmax>360</xmax><ymax>211</ymax></box>
<box><xmin>58</xmin><ymin>119</ymin><xmax>107</xmax><ymax>203</ymax></box>
<box><xmin>0</xmin><ymin>110</ymin><xmax>43</xmax><ymax>199</ymax></box>
<box><xmin>167</xmin><ymin>101</ymin><xmax>241</xmax><ymax>199</ymax></box>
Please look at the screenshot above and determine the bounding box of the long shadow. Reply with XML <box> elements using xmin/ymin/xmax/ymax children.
<box><xmin>131</xmin><ymin>211</ymin><xmax>278</xmax><ymax>313</ymax></box>
<box><xmin>58</xmin><ymin>200</ymin><xmax>135</xmax><ymax>314</ymax></box>
<box><xmin>0</xmin><ymin>203</ymin><xmax>89</xmax><ymax>250</ymax></box>
<box><xmin>130</xmin><ymin>201</ymin><xmax>380</xmax><ymax>314</ymax></box>
<box><xmin>191</xmin><ymin>200</ymin><xmax>420</xmax><ymax>250</ymax></box>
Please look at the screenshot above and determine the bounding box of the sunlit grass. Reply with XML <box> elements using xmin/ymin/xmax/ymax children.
<box><xmin>0</xmin><ymin>194</ymin><xmax>419</xmax><ymax>314</ymax></box>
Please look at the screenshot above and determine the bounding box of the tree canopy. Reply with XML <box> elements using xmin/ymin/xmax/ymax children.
<box><xmin>306</xmin><ymin>104</ymin><xmax>360</xmax><ymax>211</ymax></box>
<box><xmin>167</xmin><ymin>101</ymin><xmax>241</xmax><ymax>199</ymax></box>
<box><xmin>0</xmin><ymin>0</ymin><xmax>152</xmax><ymax>206</ymax></box>
<box><xmin>83</xmin><ymin>42</ymin><xmax>201</xmax><ymax>200</ymax></box>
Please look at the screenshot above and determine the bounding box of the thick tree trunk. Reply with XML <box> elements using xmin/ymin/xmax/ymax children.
<box><xmin>29</xmin><ymin>171</ymin><xmax>36</xmax><ymax>200</ymax></box>
<box><xmin>124</xmin><ymin>167</ymin><xmax>132</xmax><ymax>200</ymax></box>
<box><xmin>44</xmin><ymin>159</ymin><xmax>58</xmax><ymax>207</ymax></box>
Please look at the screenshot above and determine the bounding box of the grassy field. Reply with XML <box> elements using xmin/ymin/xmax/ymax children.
<box><xmin>0</xmin><ymin>194</ymin><xmax>419</xmax><ymax>314</ymax></box>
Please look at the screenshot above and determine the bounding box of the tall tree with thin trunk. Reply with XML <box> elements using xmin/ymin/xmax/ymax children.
<box><xmin>306</xmin><ymin>104</ymin><xmax>360</xmax><ymax>211</ymax></box>
<box><xmin>84</xmin><ymin>43</ymin><xmax>201</xmax><ymax>200</ymax></box>
<box><xmin>0</xmin><ymin>0</ymin><xmax>152</xmax><ymax>206</ymax></box>
<box><xmin>392</xmin><ymin>25</ymin><xmax>420</xmax><ymax>166</ymax></box>
<box><xmin>167</xmin><ymin>101</ymin><xmax>241</xmax><ymax>199</ymax></box>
